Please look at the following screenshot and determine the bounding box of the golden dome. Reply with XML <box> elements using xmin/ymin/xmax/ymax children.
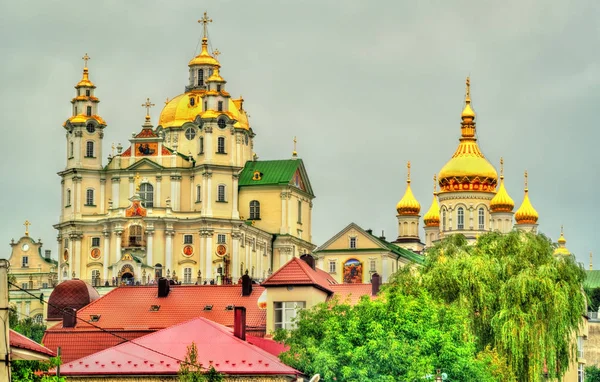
<box><xmin>514</xmin><ymin>171</ymin><xmax>539</xmax><ymax>225</ymax></box>
<box><xmin>63</xmin><ymin>114</ymin><xmax>106</xmax><ymax>126</ymax></box>
<box><xmin>188</xmin><ymin>38</ymin><xmax>220</xmax><ymax>67</ymax></box>
<box><xmin>490</xmin><ymin>158</ymin><xmax>514</xmax><ymax>213</ymax></box>
<box><xmin>396</xmin><ymin>161</ymin><xmax>421</xmax><ymax>215</ymax></box>
<box><xmin>553</xmin><ymin>226</ymin><xmax>570</xmax><ymax>256</ymax></box>
<box><xmin>207</xmin><ymin>66</ymin><xmax>226</xmax><ymax>83</ymax></box>
<box><xmin>423</xmin><ymin>175</ymin><xmax>440</xmax><ymax>227</ymax></box>
<box><xmin>75</xmin><ymin>67</ymin><xmax>95</xmax><ymax>88</ymax></box>
<box><xmin>438</xmin><ymin>77</ymin><xmax>498</xmax><ymax>193</ymax></box>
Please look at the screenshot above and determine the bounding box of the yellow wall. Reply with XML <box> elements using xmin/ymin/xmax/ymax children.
<box><xmin>265</xmin><ymin>286</ymin><xmax>329</xmax><ymax>334</ymax></box>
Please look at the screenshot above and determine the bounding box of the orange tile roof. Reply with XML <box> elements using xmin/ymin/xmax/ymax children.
<box><xmin>328</xmin><ymin>284</ymin><xmax>374</xmax><ymax>305</ymax></box>
<box><xmin>261</xmin><ymin>257</ymin><xmax>337</xmax><ymax>294</ymax></box>
<box><xmin>54</xmin><ymin>317</ymin><xmax>300</xmax><ymax>377</ymax></box>
<box><xmin>10</xmin><ymin>330</ymin><xmax>56</xmax><ymax>357</ymax></box>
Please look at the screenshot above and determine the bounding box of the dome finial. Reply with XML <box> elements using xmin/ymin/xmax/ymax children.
<box><xmin>433</xmin><ymin>174</ymin><xmax>437</xmax><ymax>194</ymax></box>
<box><xmin>515</xmin><ymin>170</ymin><xmax>539</xmax><ymax>224</ymax></box>
<box><xmin>461</xmin><ymin>76</ymin><xmax>476</xmax><ymax>121</ymax></box>
<box><xmin>490</xmin><ymin>157</ymin><xmax>514</xmax><ymax>213</ymax></box>
<box><xmin>524</xmin><ymin>170</ymin><xmax>528</xmax><ymax>191</ymax></box>
<box><xmin>198</xmin><ymin>11</ymin><xmax>213</xmax><ymax>40</ymax></box>
<box><xmin>141</xmin><ymin>97</ymin><xmax>155</xmax><ymax>125</ymax></box>
<box><xmin>465</xmin><ymin>76</ymin><xmax>471</xmax><ymax>104</ymax></box>
<box><xmin>82</xmin><ymin>53</ymin><xmax>90</xmax><ymax>69</ymax></box>
<box><xmin>396</xmin><ymin>161</ymin><xmax>420</xmax><ymax>215</ymax></box>
<box><xmin>407</xmin><ymin>161</ymin><xmax>411</xmax><ymax>184</ymax></box>
<box><xmin>500</xmin><ymin>157</ymin><xmax>504</xmax><ymax>179</ymax></box>
<box><xmin>292</xmin><ymin>136</ymin><xmax>298</xmax><ymax>158</ymax></box>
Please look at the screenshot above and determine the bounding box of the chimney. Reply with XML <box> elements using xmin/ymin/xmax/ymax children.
<box><xmin>157</xmin><ymin>277</ymin><xmax>170</xmax><ymax>297</ymax></box>
<box><xmin>366</xmin><ymin>229</ymin><xmax>373</xmax><ymax>235</ymax></box>
<box><xmin>379</xmin><ymin>230</ymin><xmax>386</xmax><ymax>241</ymax></box>
<box><xmin>233</xmin><ymin>306</ymin><xmax>247</xmax><ymax>341</ymax></box>
<box><xmin>241</xmin><ymin>273</ymin><xmax>252</xmax><ymax>296</ymax></box>
<box><xmin>371</xmin><ymin>273</ymin><xmax>381</xmax><ymax>296</ymax></box>
<box><xmin>62</xmin><ymin>307</ymin><xmax>77</xmax><ymax>328</ymax></box>
<box><xmin>300</xmin><ymin>254</ymin><xmax>316</xmax><ymax>270</ymax></box>
<box><xmin>44</xmin><ymin>250</ymin><xmax>51</xmax><ymax>259</ymax></box>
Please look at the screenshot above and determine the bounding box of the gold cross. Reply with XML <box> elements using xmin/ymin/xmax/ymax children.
<box><xmin>433</xmin><ymin>174</ymin><xmax>437</xmax><ymax>194</ymax></box>
<box><xmin>24</xmin><ymin>220</ymin><xmax>31</xmax><ymax>236</ymax></box>
<box><xmin>524</xmin><ymin>170</ymin><xmax>528</xmax><ymax>190</ymax></box>
<box><xmin>164</xmin><ymin>97</ymin><xmax>170</xmax><ymax>105</ymax></box>
<box><xmin>141</xmin><ymin>98</ymin><xmax>155</xmax><ymax>117</ymax></box>
<box><xmin>500</xmin><ymin>157</ymin><xmax>504</xmax><ymax>177</ymax></box>
<box><xmin>465</xmin><ymin>76</ymin><xmax>471</xmax><ymax>103</ymax></box>
<box><xmin>198</xmin><ymin>11</ymin><xmax>213</xmax><ymax>39</ymax></box>
<box><xmin>407</xmin><ymin>161</ymin><xmax>411</xmax><ymax>182</ymax></box>
<box><xmin>213</xmin><ymin>49</ymin><xmax>221</xmax><ymax>60</ymax></box>
<box><xmin>82</xmin><ymin>53</ymin><xmax>90</xmax><ymax>68</ymax></box>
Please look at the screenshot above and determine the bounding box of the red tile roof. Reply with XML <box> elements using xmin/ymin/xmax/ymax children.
<box><xmin>135</xmin><ymin>128</ymin><xmax>158</xmax><ymax>138</ymax></box>
<box><xmin>47</xmin><ymin>279</ymin><xmax>100</xmax><ymax>320</ymax></box>
<box><xmin>43</xmin><ymin>284</ymin><xmax>266</xmax><ymax>363</ymax></box>
<box><xmin>328</xmin><ymin>284</ymin><xmax>374</xmax><ymax>305</ymax></box>
<box><xmin>54</xmin><ymin>317</ymin><xmax>300</xmax><ymax>377</ymax></box>
<box><xmin>261</xmin><ymin>257</ymin><xmax>337</xmax><ymax>293</ymax></box>
<box><xmin>246</xmin><ymin>335</ymin><xmax>289</xmax><ymax>357</ymax></box>
<box><xmin>10</xmin><ymin>330</ymin><xmax>55</xmax><ymax>357</ymax></box>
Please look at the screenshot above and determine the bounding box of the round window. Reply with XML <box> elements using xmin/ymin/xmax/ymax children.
<box><xmin>86</xmin><ymin>123</ymin><xmax>95</xmax><ymax>133</ymax></box>
<box><xmin>185</xmin><ymin>127</ymin><xmax>196</xmax><ymax>140</ymax></box>
<box><xmin>217</xmin><ymin>118</ymin><xmax>226</xmax><ymax>129</ymax></box>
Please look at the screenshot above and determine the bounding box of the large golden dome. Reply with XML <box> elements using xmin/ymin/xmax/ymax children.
<box><xmin>396</xmin><ymin>162</ymin><xmax>421</xmax><ymax>216</ymax></box>
<box><xmin>514</xmin><ymin>171</ymin><xmax>539</xmax><ymax>225</ymax></box>
<box><xmin>438</xmin><ymin>78</ymin><xmax>497</xmax><ymax>193</ymax></box>
<box><xmin>423</xmin><ymin>175</ymin><xmax>440</xmax><ymax>227</ymax></box>
<box><xmin>490</xmin><ymin>158</ymin><xmax>514</xmax><ymax>213</ymax></box>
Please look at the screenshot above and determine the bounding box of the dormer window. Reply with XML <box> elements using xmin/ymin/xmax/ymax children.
<box><xmin>197</xmin><ymin>69</ymin><xmax>204</xmax><ymax>86</ymax></box>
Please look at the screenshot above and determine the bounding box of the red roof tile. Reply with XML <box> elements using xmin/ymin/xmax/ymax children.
<box><xmin>10</xmin><ymin>330</ymin><xmax>56</xmax><ymax>357</ymax></box>
<box><xmin>120</xmin><ymin>147</ymin><xmax>132</xmax><ymax>157</ymax></box>
<box><xmin>54</xmin><ymin>317</ymin><xmax>300</xmax><ymax>377</ymax></box>
<box><xmin>261</xmin><ymin>257</ymin><xmax>337</xmax><ymax>293</ymax></box>
<box><xmin>43</xmin><ymin>284</ymin><xmax>266</xmax><ymax>363</ymax></box>
<box><xmin>47</xmin><ymin>279</ymin><xmax>100</xmax><ymax>320</ymax></box>
<box><xmin>135</xmin><ymin>128</ymin><xmax>158</xmax><ymax>138</ymax></box>
<box><xmin>329</xmin><ymin>284</ymin><xmax>374</xmax><ymax>305</ymax></box>
<box><xmin>246</xmin><ymin>335</ymin><xmax>289</xmax><ymax>357</ymax></box>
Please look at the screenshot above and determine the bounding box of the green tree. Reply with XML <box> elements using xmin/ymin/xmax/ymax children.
<box><xmin>274</xmin><ymin>291</ymin><xmax>511</xmax><ymax>381</ymax></box>
<box><xmin>179</xmin><ymin>342</ymin><xmax>223</xmax><ymax>382</ymax></box>
<box><xmin>393</xmin><ymin>231</ymin><xmax>586</xmax><ymax>382</ymax></box>
<box><xmin>586</xmin><ymin>365</ymin><xmax>600</xmax><ymax>382</ymax></box>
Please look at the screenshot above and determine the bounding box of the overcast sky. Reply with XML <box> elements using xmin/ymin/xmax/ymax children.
<box><xmin>1</xmin><ymin>0</ymin><xmax>598</xmax><ymax>268</ymax></box>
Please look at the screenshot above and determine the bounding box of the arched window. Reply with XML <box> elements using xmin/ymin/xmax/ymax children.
<box><xmin>197</xmin><ymin>69</ymin><xmax>204</xmax><ymax>86</ymax></box>
<box><xmin>217</xmin><ymin>184</ymin><xmax>226</xmax><ymax>202</ymax></box>
<box><xmin>85</xmin><ymin>189</ymin><xmax>94</xmax><ymax>206</ymax></box>
<box><xmin>91</xmin><ymin>269</ymin><xmax>100</xmax><ymax>287</ymax></box>
<box><xmin>86</xmin><ymin>141</ymin><xmax>94</xmax><ymax>157</ymax></box>
<box><xmin>442</xmin><ymin>210</ymin><xmax>447</xmax><ymax>231</ymax></box>
<box><xmin>69</xmin><ymin>141</ymin><xmax>74</xmax><ymax>158</ymax></box>
<box><xmin>86</xmin><ymin>106</ymin><xmax>92</xmax><ymax>116</ymax></box>
<box><xmin>217</xmin><ymin>136</ymin><xmax>226</xmax><ymax>153</ymax></box>
<box><xmin>478</xmin><ymin>207</ymin><xmax>485</xmax><ymax>230</ymax></box>
<box><xmin>196</xmin><ymin>185</ymin><xmax>202</xmax><ymax>202</ymax></box>
<box><xmin>66</xmin><ymin>189</ymin><xmax>71</xmax><ymax>206</ymax></box>
<box><xmin>139</xmin><ymin>183</ymin><xmax>154</xmax><ymax>208</ymax></box>
<box><xmin>155</xmin><ymin>263</ymin><xmax>163</xmax><ymax>279</ymax></box>
<box><xmin>457</xmin><ymin>207</ymin><xmax>465</xmax><ymax>229</ymax></box>
<box><xmin>250</xmin><ymin>200</ymin><xmax>260</xmax><ymax>219</ymax></box>
<box><xmin>128</xmin><ymin>225</ymin><xmax>143</xmax><ymax>247</ymax></box>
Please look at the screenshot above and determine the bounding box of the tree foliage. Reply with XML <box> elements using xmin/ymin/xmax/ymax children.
<box><xmin>586</xmin><ymin>365</ymin><xmax>600</xmax><ymax>382</ymax></box>
<box><xmin>393</xmin><ymin>231</ymin><xmax>586</xmax><ymax>382</ymax></box>
<box><xmin>274</xmin><ymin>291</ymin><xmax>511</xmax><ymax>381</ymax></box>
<box><xmin>178</xmin><ymin>342</ymin><xmax>223</xmax><ymax>382</ymax></box>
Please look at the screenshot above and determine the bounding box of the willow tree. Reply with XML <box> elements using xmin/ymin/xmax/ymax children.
<box><xmin>392</xmin><ymin>231</ymin><xmax>586</xmax><ymax>381</ymax></box>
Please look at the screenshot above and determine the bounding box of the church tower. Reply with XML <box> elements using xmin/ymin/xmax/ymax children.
<box><xmin>437</xmin><ymin>78</ymin><xmax>497</xmax><ymax>241</ymax></box>
<box><xmin>514</xmin><ymin>171</ymin><xmax>539</xmax><ymax>233</ymax></box>
<box><xmin>394</xmin><ymin>162</ymin><xmax>424</xmax><ymax>252</ymax></box>
<box><xmin>490</xmin><ymin>158</ymin><xmax>515</xmax><ymax>233</ymax></box>
<box><xmin>423</xmin><ymin>175</ymin><xmax>441</xmax><ymax>247</ymax></box>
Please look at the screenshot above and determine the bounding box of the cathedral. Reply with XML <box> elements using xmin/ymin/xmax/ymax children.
<box><xmin>54</xmin><ymin>14</ymin><xmax>316</xmax><ymax>287</ymax></box>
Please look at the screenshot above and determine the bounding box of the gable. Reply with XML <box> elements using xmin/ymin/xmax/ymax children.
<box><xmin>315</xmin><ymin>223</ymin><xmax>388</xmax><ymax>252</ymax></box>
<box><xmin>125</xmin><ymin>158</ymin><xmax>164</xmax><ymax>171</ymax></box>
<box><xmin>289</xmin><ymin>169</ymin><xmax>307</xmax><ymax>192</ymax></box>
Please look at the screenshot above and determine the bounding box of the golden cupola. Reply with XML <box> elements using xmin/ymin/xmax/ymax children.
<box><xmin>188</xmin><ymin>13</ymin><xmax>220</xmax><ymax>68</ymax></box>
<box><xmin>438</xmin><ymin>77</ymin><xmax>498</xmax><ymax>193</ymax></box>
<box><xmin>490</xmin><ymin>158</ymin><xmax>515</xmax><ymax>212</ymax></box>
<box><xmin>553</xmin><ymin>226</ymin><xmax>571</xmax><ymax>256</ymax></box>
<box><xmin>423</xmin><ymin>175</ymin><xmax>440</xmax><ymax>227</ymax></box>
<box><xmin>514</xmin><ymin>171</ymin><xmax>539</xmax><ymax>225</ymax></box>
<box><xmin>396</xmin><ymin>161</ymin><xmax>421</xmax><ymax>216</ymax></box>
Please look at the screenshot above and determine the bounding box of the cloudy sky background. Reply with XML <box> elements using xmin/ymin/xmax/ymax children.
<box><xmin>1</xmin><ymin>0</ymin><xmax>598</xmax><ymax>267</ymax></box>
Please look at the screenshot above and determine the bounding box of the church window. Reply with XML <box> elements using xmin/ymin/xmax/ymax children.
<box><xmin>218</xmin><ymin>101</ymin><xmax>223</xmax><ymax>111</ymax></box>
<box><xmin>66</xmin><ymin>189</ymin><xmax>71</xmax><ymax>206</ymax></box>
<box><xmin>183</xmin><ymin>268</ymin><xmax>192</xmax><ymax>284</ymax></box>
<box><xmin>217</xmin><ymin>234</ymin><xmax>226</xmax><ymax>244</ymax></box>
<box><xmin>69</xmin><ymin>142</ymin><xmax>74</xmax><ymax>158</ymax></box>
<box><xmin>217</xmin><ymin>184</ymin><xmax>226</xmax><ymax>202</ymax></box>
<box><xmin>457</xmin><ymin>207</ymin><xmax>465</xmax><ymax>229</ymax></box>
<box><xmin>86</xmin><ymin>106</ymin><xmax>92</xmax><ymax>116</ymax></box>
<box><xmin>86</xmin><ymin>89</ymin><xmax>90</xmax><ymax>97</ymax></box>
<box><xmin>91</xmin><ymin>237</ymin><xmax>100</xmax><ymax>247</ymax></box>
<box><xmin>478</xmin><ymin>208</ymin><xmax>485</xmax><ymax>230</ymax></box>
<box><xmin>370</xmin><ymin>259</ymin><xmax>377</xmax><ymax>272</ymax></box>
<box><xmin>349</xmin><ymin>237</ymin><xmax>357</xmax><ymax>249</ymax></box>
<box><xmin>196</xmin><ymin>185</ymin><xmax>202</xmax><ymax>202</ymax></box>
<box><xmin>128</xmin><ymin>225</ymin><xmax>143</xmax><ymax>247</ymax></box>
<box><xmin>297</xmin><ymin>200</ymin><xmax>302</xmax><ymax>223</ymax></box>
<box><xmin>197</xmin><ymin>69</ymin><xmax>204</xmax><ymax>86</ymax></box>
<box><xmin>184</xmin><ymin>234</ymin><xmax>193</xmax><ymax>244</ymax></box>
<box><xmin>217</xmin><ymin>136</ymin><xmax>226</xmax><ymax>153</ymax></box>
<box><xmin>199</xmin><ymin>137</ymin><xmax>204</xmax><ymax>154</ymax></box>
<box><xmin>86</xmin><ymin>123</ymin><xmax>95</xmax><ymax>133</ymax></box>
<box><xmin>22</xmin><ymin>256</ymin><xmax>29</xmax><ymax>268</ymax></box>
<box><xmin>91</xmin><ymin>269</ymin><xmax>100</xmax><ymax>287</ymax></box>
<box><xmin>190</xmin><ymin>97</ymin><xmax>195</xmax><ymax>106</ymax></box>
<box><xmin>185</xmin><ymin>127</ymin><xmax>196</xmax><ymax>140</ymax></box>
<box><xmin>328</xmin><ymin>261</ymin><xmax>336</xmax><ymax>273</ymax></box>
<box><xmin>85</xmin><ymin>189</ymin><xmax>95</xmax><ymax>206</ymax></box>
<box><xmin>33</xmin><ymin>314</ymin><xmax>43</xmax><ymax>324</ymax></box>
<box><xmin>204</xmin><ymin>101</ymin><xmax>207</xmax><ymax>110</ymax></box>
<box><xmin>85</xmin><ymin>141</ymin><xmax>95</xmax><ymax>157</ymax></box>
<box><xmin>249</xmin><ymin>200</ymin><xmax>260</xmax><ymax>219</ymax></box>
<box><xmin>217</xmin><ymin>84</ymin><xmax>222</xmax><ymax>92</ymax></box>
<box><xmin>274</xmin><ymin>301</ymin><xmax>305</xmax><ymax>330</ymax></box>
<box><xmin>442</xmin><ymin>210</ymin><xmax>447</xmax><ymax>231</ymax></box>
<box><xmin>140</xmin><ymin>183</ymin><xmax>154</xmax><ymax>208</ymax></box>
<box><xmin>217</xmin><ymin>118</ymin><xmax>226</xmax><ymax>129</ymax></box>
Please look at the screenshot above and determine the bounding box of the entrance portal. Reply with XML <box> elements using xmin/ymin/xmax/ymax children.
<box><xmin>121</xmin><ymin>272</ymin><xmax>134</xmax><ymax>285</ymax></box>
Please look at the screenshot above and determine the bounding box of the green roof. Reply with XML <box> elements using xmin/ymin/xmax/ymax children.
<box><xmin>374</xmin><ymin>236</ymin><xmax>425</xmax><ymax>265</ymax></box>
<box><xmin>239</xmin><ymin>159</ymin><xmax>314</xmax><ymax>196</ymax></box>
<box><xmin>585</xmin><ymin>270</ymin><xmax>600</xmax><ymax>289</ymax></box>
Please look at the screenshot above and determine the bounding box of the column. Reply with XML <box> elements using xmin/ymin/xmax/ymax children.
<box><xmin>100</xmin><ymin>178</ymin><xmax>106</xmax><ymax>213</ymax></box>
<box><xmin>74</xmin><ymin>176</ymin><xmax>82</xmax><ymax>215</ymax></box>
<box><xmin>60</xmin><ymin>180</ymin><xmax>65</xmax><ymax>221</ymax></box>
<box><xmin>199</xmin><ymin>232</ymin><xmax>206</xmax><ymax>281</ymax></box>
<box><xmin>190</xmin><ymin>175</ymin><xmax>195</xmax><ymax>209</ymax></box>
<box><xmin>102</xmin><ymin>230</ymin><xmax>110</xmax><ymax>282</ymax></box>
<box><xmin>205</xmin><ymin>231</ymin><xmax>214</xmax><ymax>280</ymax></box>
<box><xmin>129</xmin><ymin>175</ymin><xmax>135</xmax><ymax>198</ymax></box>
<box><xmin>204</xmin><ymin>126</ymin><xmax>213</xmax><ymax>163</ymax></box>
<box><xmin>230</xmin><ymin>129</ymin><xmax>236</xmax><ymax>166</ymax></box>
<box><xmin>232</xmin><ymin>174</ymin><xmax>240</xmax><ymax>219</ymax></box>
<box><xmin>114</xmin><ymin>230</ymin><xmax>122</xmax><ymax>265</ymax></box>
<box><xmin>469</xmin><ymin>206</ymin><xmax>474</xmax><ymax>230</ymax></box>
<box><xmin>165</xmin><ymin>230</ymin><xmax>174</xmax><ymax>274</ymax></box>
<box><xmin>287</xmin><ymin>194</ymin><xmax>293</xmax><ymax>234</ymax></box>
<box><xmin>146</xmin><ymin>229</ymin><xmax>154</xmax><ymax>267</ymax></box>
<box><xmin>111</xmin><ymin>176</ymin><xmax>120</xmax><ymax>209</ymax></box>
<box><xmin>68</xmin><ymin>234</ymin><xmax>74</xmax><ymax>279</ymax></box>
<box><xmin>155</xmin><ymin>175</ymin><xmax>162</xmax><ymax>207</ymax></box>
<box><xmin>170</xmin><ymin>175</ymin><xmax>181</xmax><ymax>211</ymax></box>
<box><xmin>74</xmin><ymin>130</ymin><xmax>82</xmax><ymax>167</ymax></box>
<box><xmin>231</xmin><ymin>232</ymin><xmax>241</xmax><ymax>280</ymax></box>
<box><xmin>280</xmin><ymin>192</ymin><xmax>287</xmax><ymax>234</ymax></box>
<box><xmin>205</xmin><ymin>172</ymin><xmax>213</xmax><ymax>217</ymax></box>
<box><xmin>73</xmin><ymin>234</ymin><xmax>82</xmax><ymax>279</ymax></box>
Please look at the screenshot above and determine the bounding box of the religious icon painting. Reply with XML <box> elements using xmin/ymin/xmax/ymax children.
<box><xmin>216</xmin><ymin>244</ymin><xmax>227</xmax><ymax>257</ymax></box>
<box><xmin>90</xmin><ymin>248</ymin><xmax>101</xmax><ymax>260</ymax></box>
<box><xmin>343</xmin><ymin>258</ymin><xmax>363</xmax><ymax>284</ymax></box>
<box><xmin>183</xmin><ymin>245</ymin><xmax>194</xmax><ymax>257</ymax></box>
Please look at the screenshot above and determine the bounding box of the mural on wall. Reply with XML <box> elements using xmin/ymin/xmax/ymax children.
<box><xmin>126</xmin><ymin>200</ymin><xmax>146</xmax><ymax>217</ymax></box>
<box><xmin>343</xmin><ymin>258</ymin><xmax>363</xmax><ymax>284</ymax></box>
<box><xmin>90</xmin><ymin>248</ymin><xmax>101</xmax><ymax>260</ymax></box>
<box><xmin>136</xmin><ymin>142</ymin><xmax>158</xmax><ymax>156</ymax></box>
<box><xmin>183</xmin><ymin>245</ymin><xmax>193</xmax><ymax>257</ymax></box>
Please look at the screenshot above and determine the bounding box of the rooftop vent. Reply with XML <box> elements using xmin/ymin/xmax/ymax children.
<box><xmin>225</xmin><ymin>305</ymin><xmax>234</xmax><ymax>311</ymax></box>
<box><xmin>89</xmin><ymin>314</ymin><xmax>101</xmax><ymax>323</ymax></box>
<box><xmin>203</xmin><ymin>305</ymin><xmax>213</xmax><ymax>311</ymax></box>
<box><xmin>150</xmin><ymin>305</ymin><xmax>160</xmax><ymax>312</ymax></box>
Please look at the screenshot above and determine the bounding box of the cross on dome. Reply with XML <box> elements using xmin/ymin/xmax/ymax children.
<box><xmin>141</xmin><ymin>98</ymin><xmax>155</xmax><ymax>118</ymax></box>
<box><xmin>465</xmin><ymin>76</ymin><xmax>471</xmax><ymax>103</ymax></box>
<box><xmin>198</xmin><ymin>11</ymin><xmax>213</xmax><ymax>39</ymax></box>
<box><xmin>24</xmin><ymin>220</ymin><xmax>31</xmax><ymax>236</ymax></box>
<box><xmin>213</xmin><ymin>49</ymin><xmax>221</xmax><ymax>59</ymax></box>
<box><xmin>406</xmin><ymin>161</ymin><xmax>411</xmax><ymax>183</ymax></box>
<box><xmin>82</xmin><ymin>53</ymin><xmax>90</xmax><ymax>68</ymax></box>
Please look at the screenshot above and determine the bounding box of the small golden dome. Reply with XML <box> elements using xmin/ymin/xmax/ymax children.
<box><xmin>207</xmin><ymin>66</ymin><xmax>226</xmax><ymax>83</ymax></box>
<box><xmin>75</xmin><ymin>67</ymin><xmax>95</xmax><ymax>88</ymax></box>
<box><xmin>553</xmin><ymin>226</ymin><xmax>570</xmax><ymax>256</ymax></box>
<box><xmin>188</xmin><ymin>38</ymin><xmax>220</xmax><ymax>67</ymax></box>
<box><xmin>490</xmin><ymin>158</ymin><xmax>514</xmax><ymax>213</ymax></box>
<box><xmin>438</xmin><ymin>77</ymin><xmax>498</xmax><ymax>193</ymax></box>
<box><xmin>514</xmin><ymin>171</ymin><xmax>539</xmax><ymax>225</ymax></box>
<box><xmin>423</xmin><ymin>175</ymin><xmax>440</xmax><ymax>227</ymax></box>
<box><xmin>396</xmin><ymin>161</ymin><xmax>421</xmax><ymax>216</ymax></box>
